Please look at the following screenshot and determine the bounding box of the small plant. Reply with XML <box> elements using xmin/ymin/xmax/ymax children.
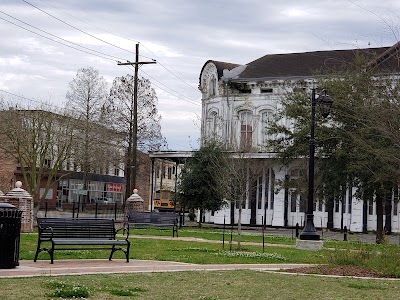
<box><xmin>109</xmin><ymin>287</ymin><xmax>147</xmax><ymax>297</ymax></box>
<box><xmin>215</xmin><ymin>250</ymin><xmax>287</xmax><ymax>261</ymax></box>
<box><xmin>188</xmin><ymin>209</ymin><xmax>196</xmax><ymax>221</ymax></box>
<box><xmin>110</xmin><ymin>289</ymin><xmax>135</xmax><ymax>296</ymax></box>
<box><xmin>327</xmin><ymin>243</ymin><xmax>372</xmax><ymax>266</ymax></box>
<box><xmin>46</xmin><ymin>281</ymin><xmax>89</xmax><ymax>298</ymax></box>
<box><xmin>347</xmin><ymin>283</ymin><xmax>385</xmax><ymax>290</ymax></box>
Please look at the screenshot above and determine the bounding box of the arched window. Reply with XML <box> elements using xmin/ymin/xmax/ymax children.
<box><xmin>240</xmin><ymin>111</ymin><xmax>252</xmax><ymax>150</ymax></box>
<box><xmin>209</xmin><ymin>76</ymin><xmax>216</xmax><ymax>97</ymax></box>
<box><xmin>208</xmin><ymin>111</ymin><xmax>218</xmax><ymax>138</ymax></box>
<box><xmin>260</xmin><ymin>110</ymin><xmax>272</xmax><ymax>145</ymax></box>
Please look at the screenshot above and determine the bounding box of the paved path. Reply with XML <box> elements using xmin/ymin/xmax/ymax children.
<box><xmin>0</xmin><ymin>259</ymin><xmax>312</xmax><ymax>278</ymax></box>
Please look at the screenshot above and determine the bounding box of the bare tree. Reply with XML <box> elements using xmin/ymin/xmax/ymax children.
<box><xmin>66</xmin><ymin>67</ymin><xmax>109</xmax><ymax>201</ymax></box>
<box><xmin>109</xmin><ymin>74</ymin><xmax>166</xmax><ymax>199</ymax></box>
<box><xmin>221</xmin><ymin>152</ymin><xmax>269</xmax><ymax>250</ymax></box>
<box><xmin>0</xmin><ymin>104</ymin><xmax>74</xmax><ymax>216</ymax></box>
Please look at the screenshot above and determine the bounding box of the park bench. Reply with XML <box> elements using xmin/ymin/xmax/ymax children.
<box><xmin>34</xmin><ymin>218</ymin><xmax>130</xmax><ymax>264</ymax></box>
<box><xmin>127</xmin><ymin>211</ymin><xmax>179</xmax><ymax>237</ymax></box>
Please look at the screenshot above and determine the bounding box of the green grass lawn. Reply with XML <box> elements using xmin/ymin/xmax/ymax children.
<box><xmin>1</xmin><ymin>270</ymin><xmax>399</xmax><ymax>300</ymax></box>
<box><xmin>20</xmin><ymin>233</ymin><xmax>322</xmax><ymax>265</ymax></box>
<box><xmin>3</xmin><ymin>229</ymin><xmax>400</xmax><ymax>299</ymax></box>
<box><xmin>20</xmin><ymin>227</ymin><xmax>400</xmax><ymax>277</ymax></box>
<box><xmin>130</xmin><ymin>226</ymin><xmax>296</xmax><ymax>245</ymax></box>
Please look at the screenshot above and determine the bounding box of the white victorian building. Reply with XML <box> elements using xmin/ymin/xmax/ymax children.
<box><xmin>198</xmin><ymin>43</ymin><xmax>400</xmax><ymax>233</ymax></box>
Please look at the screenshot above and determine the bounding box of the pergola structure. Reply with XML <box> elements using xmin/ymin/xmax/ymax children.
<box><xmin>148</xmin><ymin>151</ymin><xmax>194</xmax><ymax>211</ymax></box>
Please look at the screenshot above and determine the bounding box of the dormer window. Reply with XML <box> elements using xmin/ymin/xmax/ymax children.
<box><xmin>261</xmin><ymin>88</ymin><xmax>273</xmax><ymax>93</ymax></box>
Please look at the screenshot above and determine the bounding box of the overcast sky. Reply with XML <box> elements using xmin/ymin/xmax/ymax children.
<box><xmin>1</xmin><ymin>0</ymin><xmax>400</xmax><ymax>150</ymax></box>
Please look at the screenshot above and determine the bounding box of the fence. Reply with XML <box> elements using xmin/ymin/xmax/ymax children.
<box><xmin>38</xmin><ymin>201</ymin><xmax>125</xmax><ymax>221</ymax></box>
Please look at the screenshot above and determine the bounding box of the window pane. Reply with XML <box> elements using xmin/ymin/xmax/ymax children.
<box><xmin>291</xmin><ymin>193</ymin><xmax>297</xmax><ymax>212</ymax></box>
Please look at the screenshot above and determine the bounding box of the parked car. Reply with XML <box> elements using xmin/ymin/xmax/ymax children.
<box><xmin>91</xmin><ymin>197</ymin><xmax>113</xmax><ymax>204</ymax></box>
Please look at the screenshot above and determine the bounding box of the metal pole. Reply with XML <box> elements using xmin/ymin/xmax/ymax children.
<box><xmin>230</xmin><ymin>223</ymin><xmax>233</xmax><ymax>251</ymax></box>
<box><xmin>117</xmin><ymin>46</ymin><xmax>156</xmax><ymax>201</ymax></box>
<box><xmin>150</xmin><ymin>158</ymin><xmax>155</xmax><ymax>211</ymax></box>
<box><xmin>299</xmin><ymin>88</ymin><xmax>320</xmax><ymax>240</ymax></box>
<box><xmin>132</xmin><ymin>43</ymin><xmax>139</xmax><ymax>191</ymax></box>
<box><xmin>223</xmin><ymin>215</ymin><xmax>225</xmax><ymax>249</ymax></box>
<box><xmin>321</xmin><ymin>217</ymin><xmax>324</xmax><ymax>239</ymax></box>
<box><xmin>262</xmin><ymin>216</ymin><xmax>265</xmax><ymax>253</ymax></box>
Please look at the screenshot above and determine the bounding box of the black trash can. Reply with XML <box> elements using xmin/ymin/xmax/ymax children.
<box><xmin>0</xmin><ymin>203</ymin><xmax>22</xmax><ymax>269</ymax></box>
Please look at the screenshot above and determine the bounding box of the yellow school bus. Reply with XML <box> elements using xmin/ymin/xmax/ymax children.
<box><xmin>153</xmin><ymin>189</ymin><xmax>175</xmax><ymax>210</ymax></box>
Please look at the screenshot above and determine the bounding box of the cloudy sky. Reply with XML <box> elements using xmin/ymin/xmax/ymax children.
<box><xmin>1</xmin><ymin>0</ymin><xmax>400</xmax><ymax>150</ymax></box>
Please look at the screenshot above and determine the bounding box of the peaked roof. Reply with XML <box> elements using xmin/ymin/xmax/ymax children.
<box><xmin>202</xmin><ymin>43</ymin><xmax>400</xmax><ymax>83</ymax></box>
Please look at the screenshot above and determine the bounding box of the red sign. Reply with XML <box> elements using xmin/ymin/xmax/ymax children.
<box><xmin>107</xmin><ymin>183</ymin><xmax>123</xmax><ymax>191</ymax></box>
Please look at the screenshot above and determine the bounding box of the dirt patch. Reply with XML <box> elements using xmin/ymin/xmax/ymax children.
<box><xmin>286</xmin><ymin>265</ymin><xmax>386</xmax><ymax>278</ymax></box>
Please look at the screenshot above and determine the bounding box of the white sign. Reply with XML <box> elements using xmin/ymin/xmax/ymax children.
<box><xmin>74</xmin><ymin>190</ymin><xmax>88</xmax><ymax>195</ymax></box>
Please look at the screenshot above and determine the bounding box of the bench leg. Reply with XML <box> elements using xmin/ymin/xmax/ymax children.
<box><xmin>126</xmin><ymin>242</ymin><xmax>130</xmax><ymax>263</ymax></box>
<box><xmin>34</xmin><ymin>242</ymin><xmax>41</xmax><ymax>262</ymax></box>
<box><xmin>50</xmin><ymin>242</ymin><xmax>55</xmax><ymax>264</ymax></box>
<box><xmin>109</xmin><ymin>244</ymin><xmax>130</xmax><ymax>263</ymax></box>
<box><xmin>172</xmin><ymin>225</ymin><xmax>178</xmax><ymax>238</ymax></box>
<box><xmin>109</xmin><ymin>245</ymin><xmax>116</xmax><ymax>261</ymax></box>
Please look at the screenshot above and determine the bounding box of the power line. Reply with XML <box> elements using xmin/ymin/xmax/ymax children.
<box><xmin>140</xmin><ymin>43</ymin><xmax>199</xmax><ymax>92</ymax></box>
<box><xmin>140</xmin><ymin>69</ymin><xmax>200</xmax><ymax>106</ymax></box>
<box><xmin>21</xmin><ymin>0</ymin><xmax>154</xmax><ymax>59</ymax></box>
<box><xmin>0</xmin><ymin>16</ymin><xmax>119</xmax><ymax>62</ymax></box>
<box><xmin>10</xmin><ymin>1</ymin><xmax>199</xmax><ymax>110</ymax></box>
<box><xmin>0</xmin><ymin>10</ymin><xmax>128</xmax><ymax>62</ymax></box>
<box><xmin>121</xmin><ymin>64</ymin><xmax>200</xmax><ymax>106</ymax></box>
<box><xmin>36</xmin><ymin>0</ymin><xmax>155</xmax><ymax>61</ymax></box>
<box><xmin>0</xmin><ymin>89</ymin><xmax>68</xmax><ymax>111</ymax></box>
<box><xmin>35</xmin><ymin>0</ymin><xmax>198</xmax><ymax>91</ymax></box>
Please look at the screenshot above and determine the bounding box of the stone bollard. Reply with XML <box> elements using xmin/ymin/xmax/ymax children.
<box><xmin>0</xmin><ymin>181</ymin><xmax>33</xmax><ymax>232</ymax></box>
<box><xmin>125</xmin><ymin>189</ymin><xmax>144</xmax><ymax>216</ymax></box>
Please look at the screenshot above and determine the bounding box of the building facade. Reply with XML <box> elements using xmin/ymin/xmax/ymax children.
<box><xmin>0</xmin><ymin>109</ymin><xmax>152</xmax><ymax>209</ymax></box>
<box><xmin>199</xmin><ymin>44</ymin><xmax>400</xmax><ymax>233</ymax></box>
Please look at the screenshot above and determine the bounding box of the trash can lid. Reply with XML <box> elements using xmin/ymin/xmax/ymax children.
<box><xmin>0</xmin><ymin>203</ymin><xmax>16</xmax><ymax>209</ymax></box>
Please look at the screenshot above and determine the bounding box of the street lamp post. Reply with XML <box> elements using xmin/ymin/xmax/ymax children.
<box><xmin>299</xmin><ymin>89</ymin><xmax>333</xmax><ymax>240</ymax></box>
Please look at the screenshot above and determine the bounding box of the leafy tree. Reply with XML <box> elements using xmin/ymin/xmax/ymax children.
<box><xmin>269</xmin><ymin>56</ymin><xmax>400</xmax><ymax>243</ymax></box>
<box><xmin>177</xmin><ymin>141</ymin><xmax>227</xmax><ymax>227</ymax></box>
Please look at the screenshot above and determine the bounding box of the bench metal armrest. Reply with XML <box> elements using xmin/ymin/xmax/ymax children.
<box><xmin>39</xmin><ymin>226</ymin><xmax>54</xmax><ymax>239</ymax></box>
<box><xmin>117</xmin><ymin>224</ymin><xmax>129</xmax><ymax>239</ymax></box>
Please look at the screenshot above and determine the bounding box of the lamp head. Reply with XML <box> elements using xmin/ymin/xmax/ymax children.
<box><xmin>318</xmin><ymin>90</ymin><xmax>333</xmax><ymax>118</ymax></box>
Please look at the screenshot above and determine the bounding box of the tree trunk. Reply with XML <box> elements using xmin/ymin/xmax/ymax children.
<box><xmin>375</xmin><ymin>192</ymin><xmax>384</xmax><ymax>244</ymax></box>
<box><xmin>198</xmin><ymin>209</ymin><xmax>203</xmax><ymax>228</ymax></box>
<box><xmin>237</xmin><ymin>206</ymin><xmax>242</xmax><ymax>250</ymax></box>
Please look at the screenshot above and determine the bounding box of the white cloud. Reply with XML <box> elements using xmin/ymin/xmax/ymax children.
<box><xmin>1</xmin><ymin>0</ymin><xmax>400</xmax><ymax>149</ymax></box>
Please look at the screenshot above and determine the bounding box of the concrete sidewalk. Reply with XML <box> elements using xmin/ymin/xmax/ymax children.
<box><xmin>0</xmin><ymin>259</ymin><xmax>312</xmax><ymax>278</ymax></box>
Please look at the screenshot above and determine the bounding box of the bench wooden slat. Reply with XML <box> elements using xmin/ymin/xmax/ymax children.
<box><xmin>127</xmin><ymin>212</ymin><xmax>179</xmax><ymax>237</ymax></box>
<box><xmin>34</xmin><ymin>218</ymin><xmax>130</xmax><ymax>264</ymax></box>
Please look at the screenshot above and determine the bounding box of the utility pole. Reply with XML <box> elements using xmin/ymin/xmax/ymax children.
<box><xmin>118</xmin><ymin>43</ymin><xmax>156</xmax><ymax>200</ymax></box>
